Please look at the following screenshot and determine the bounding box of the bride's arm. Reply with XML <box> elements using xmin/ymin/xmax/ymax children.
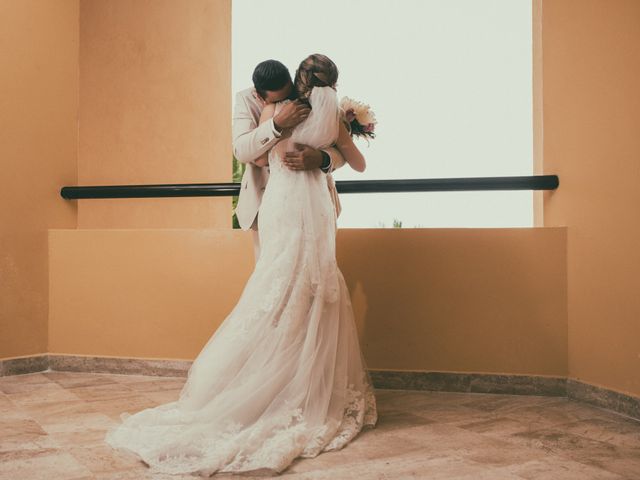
<box><xmin>335</xmin><ymin>121</ymin><xmax>366</xmax><ymax>172</ymax></box>
<box><xmin>254</xmin><ymin>104</ymin><xmax>277</xmax><ymax>167</ymax></box>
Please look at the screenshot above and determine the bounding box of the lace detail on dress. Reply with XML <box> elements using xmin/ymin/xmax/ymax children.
<box><xmin>323</xmin><ymin>370</ymin><xmax>378</xmax><ymax>452</ymax></box>
<box><xmin>219</xmin><ymin>407</ymin><xmax>309</xmax><ymax>474</ymax></box>
<box><xmin>105</xmin><ymin>405</ymin><xmax>243</xmax><ymax>476</ymax></box>
<box><xmin>106</xmin><ymin>370</ymin><xmax>378</xmax><ymax>476</ymax></box>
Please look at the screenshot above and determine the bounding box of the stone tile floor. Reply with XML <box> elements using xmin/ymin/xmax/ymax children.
<box><xmin>1</xmin><ymin>371</ymin><xmax>639</xmax><ymax>479</ymax></box>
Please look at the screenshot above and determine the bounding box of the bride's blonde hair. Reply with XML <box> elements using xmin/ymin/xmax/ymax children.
<box><xmin>294</xmin><ymin>54</ymin><xmax>339</xmax><ymax>101</ymax></box>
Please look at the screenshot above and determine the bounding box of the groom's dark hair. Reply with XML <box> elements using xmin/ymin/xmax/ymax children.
<box><xmin>252</xmin><ymin>60</ymin><xmax>292</xmax><ymax>98</ymax></box>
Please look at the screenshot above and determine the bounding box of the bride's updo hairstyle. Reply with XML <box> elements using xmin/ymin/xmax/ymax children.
<box><xmin>294</xmin><ymin>54</ymin><xmax>339</xmax><ymax>103</ymax></box>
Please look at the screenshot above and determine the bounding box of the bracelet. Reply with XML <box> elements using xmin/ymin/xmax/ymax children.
<box><xmin>320</xmin><ymin>151</ymin><xmax>331</xmax><ymax>173</ymax></box>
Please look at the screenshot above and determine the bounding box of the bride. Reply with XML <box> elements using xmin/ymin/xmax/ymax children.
<box><xmin>105</xmin><ymin>53</ymin><xmax>378</xmax><ymax>476</ymax></box>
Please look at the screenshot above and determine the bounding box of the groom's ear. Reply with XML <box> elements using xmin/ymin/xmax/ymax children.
<box><xmin>253</xmin><ymin>88</ymin><xmax>266</xmax><ymax>103</ymax></box>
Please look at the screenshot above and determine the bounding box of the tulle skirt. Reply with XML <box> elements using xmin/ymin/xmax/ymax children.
<box><xmin>104</xmin><ymin>158</ymin><xmax>378</xmax><ymax>476</ymax></box>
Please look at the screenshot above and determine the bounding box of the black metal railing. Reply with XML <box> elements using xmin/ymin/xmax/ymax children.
<box><xmin>60</xmin><ymin>175</ymin><xmax>558</xmax><ymax>199</ymax></box>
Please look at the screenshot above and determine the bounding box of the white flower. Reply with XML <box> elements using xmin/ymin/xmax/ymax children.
<box><xmin>358</xmin><ymin>109</ymin><xmax>377</xmax><ymax>126</ymax></box>
<box><xmin>339</xmin><ymin>96</ymin><xmax>360</xmax><ymax>114</ymax></box>
<box><xmin>340</xmin><ymin>96</ymin><xmax>377</xmax><ymax>126</ymax></box>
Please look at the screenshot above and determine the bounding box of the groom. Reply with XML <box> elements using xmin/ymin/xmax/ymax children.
<box><xmin>232</xmin><ymin>59</ymin><xmax>347</xmax><ymax>262</ymax></box>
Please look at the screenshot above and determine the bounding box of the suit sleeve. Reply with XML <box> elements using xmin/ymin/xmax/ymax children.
<box><xmin>232</xmin><ymin>92</ymin><xmax>281</xmax><ymax>165</ymax></box>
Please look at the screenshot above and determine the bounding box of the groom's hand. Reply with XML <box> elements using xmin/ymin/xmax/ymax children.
<box><xmin>273</xmin><ymin>100</ymin><xmax>310</xmax><ymax>131</ymax></box>
<box><xmin>284</xmin><ymin>143</ymin><xmax>323</xmax><ymax>171</ymax></box>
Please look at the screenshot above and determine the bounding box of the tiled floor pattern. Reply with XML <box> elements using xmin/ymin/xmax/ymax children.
<box><xmin>1</xmin><ymin>371</ymin><xmax>639</xmax><ymax>479</ymax></box>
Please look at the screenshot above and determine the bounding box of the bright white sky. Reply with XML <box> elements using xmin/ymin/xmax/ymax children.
<box><xmin>232</xmin><ymin>0</ymin><xmax>533</xmax><ymax>228</ymax></box>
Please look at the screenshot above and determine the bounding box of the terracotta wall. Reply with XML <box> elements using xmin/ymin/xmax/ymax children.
<box><xmin>48</xmin><ymin>228</ymin><xmax>568</xmax><ymax>377</ymax></box>
<box><xmin>541</xmin><ymin>0</ymin><xmax>640</xmax><ymax>396</ymax></box>
<box><xmin>78</xmin><ymin>0</ymin><xmax>232</xmax><ymax>229</ymax></box>
<box><xmin>0</xmin><ymin>0</ymin><xmax>79</xmax><ymax>358</ymax></box>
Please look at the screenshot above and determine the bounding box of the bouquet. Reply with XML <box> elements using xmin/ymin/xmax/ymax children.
<box><xmin>339</xmin><ymin>96</ymin><xmax>377</xmax><ymax>140</ymax></box>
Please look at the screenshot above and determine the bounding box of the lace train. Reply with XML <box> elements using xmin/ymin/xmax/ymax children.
<box><xmin>105</xmin><ymin>370</ymin><xmax>377</xmax><ymax>476</ymax></box>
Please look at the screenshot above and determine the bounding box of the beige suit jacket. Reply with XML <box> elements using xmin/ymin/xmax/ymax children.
<box><xmin>232</xmin><ymin>87</ymin><xmax>345</xmax><ymax>231</ymax></box>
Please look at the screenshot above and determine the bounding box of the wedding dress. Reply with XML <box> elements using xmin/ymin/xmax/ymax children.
<box><xmin>104</xmin><ymin>86</ymin><xmax>378</xmax><ymax>476</ymax></box>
